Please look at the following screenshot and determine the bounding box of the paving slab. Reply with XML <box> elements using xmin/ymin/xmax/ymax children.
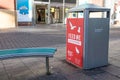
<box><xmin>0</xmin><ymin>24</ymin><xmax>120</xmax><ymax>80</ymax></box>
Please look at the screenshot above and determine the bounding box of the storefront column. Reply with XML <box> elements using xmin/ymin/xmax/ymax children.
<box><xmin>32</xmin><ymin>0</ymin><xmax>35</xmax><ymax>26</ymax></box>
<box><xmin>63</xmin><ymin>0</ymin><xmax>65</xmax><ymax>24</ymax></box>
<box><xmin>76</xmin><ymin>0</ymin><xmax>88</xmax><ymax>5</ymax></box>
<box><xmin>47</xmin><ymin>0</ymin><xmax>50</xmax><ymax>24</ymax></box>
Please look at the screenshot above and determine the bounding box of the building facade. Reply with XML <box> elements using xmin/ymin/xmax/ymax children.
<box><xmin>0</xmin><ymin>0</ymin><xmax>118</xmax><ymax>28</ymax></box>
<box><xmin>0</xmin><ymin>0</ymin><xmax>16</xmax><ymax>29</ymax></box>
<box><xmin>105</xmin><ymin>0</ymin><xmax>120</xmax><ymax>25</ymax></box>
<box><xmin>0</xmin><ymin>0</ymin><xmax>76</xmax><ymax>28</ymax></box>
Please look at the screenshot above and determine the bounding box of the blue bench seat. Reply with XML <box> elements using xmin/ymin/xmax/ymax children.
<box><xmin>0</xmin><ymin>47</ymin><xmax>57</xmax><ymax>75</ymax></box>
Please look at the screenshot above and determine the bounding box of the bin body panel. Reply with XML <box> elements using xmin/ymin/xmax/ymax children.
<box><xmin>66</xmin><ymin>18</ymin><xmax>84</xmax><ymax>68</ymax></box>
<box><xmin>84</xmin><ymin>18</ymin><xmax>109</xmax><ymax>69</ymax></box>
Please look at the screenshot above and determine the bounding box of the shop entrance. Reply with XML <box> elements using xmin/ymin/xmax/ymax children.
<box><xmin>36</xmin><ymin>5</ymin><xmax>47</xmax><ymax>24</ymax></box>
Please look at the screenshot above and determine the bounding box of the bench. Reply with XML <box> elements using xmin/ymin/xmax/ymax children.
<box><xmin>0</xmin><ymin>47</ymin><xmax>57</xmax><ymax>75</ymax></box>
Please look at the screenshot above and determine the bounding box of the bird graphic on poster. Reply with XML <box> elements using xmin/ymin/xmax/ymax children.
<box><xmin>75</xmin><ymin>47</ymin><xmax>80</xmax><ymax>54</ymax></box>
<box><xmin>69</xmin><ymin>21</ymin><xmax>76</xmax><ymax>30</ymax></box>
<box><xmin>78</xmin><ymin>27</ymin><xmax>81</xmax><ymax>33</ymax></box>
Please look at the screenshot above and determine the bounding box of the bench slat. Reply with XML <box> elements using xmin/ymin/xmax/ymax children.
<box><xmin>0</xmin><ymin>47</ymin><xmax>57</xmax><ymax>75</ymax></box>
<box><xmin>0</xmin><ymin>47</ymin><xmax>57</xmax><ymax>59</ymax></box>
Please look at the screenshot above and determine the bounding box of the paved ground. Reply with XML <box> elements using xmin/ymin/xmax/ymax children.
<box><xmin>0</xmin><ymin>24</ymin><xmax>120</xmax><ymax>80</ymax></box>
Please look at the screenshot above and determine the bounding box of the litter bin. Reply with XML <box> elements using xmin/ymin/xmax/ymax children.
<box><xmin>66</xmin><ymin>3</ymin><xmax>110</xmax><ymax>69</ymax></box>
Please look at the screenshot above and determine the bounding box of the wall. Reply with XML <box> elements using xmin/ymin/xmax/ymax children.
<box><xmin>89</xmin><ymin>0</ymin><xmax>104</xmax><ymax>6</ymax></box>
<box><xmin>0</xmin><ymin>9</ymin><xmax>16</xmax><ymax>29</ymax></box>
<box><xmin>0</xmin><ymin>0</ymin><xmax>16</xmax><ymax>29</ymax></box>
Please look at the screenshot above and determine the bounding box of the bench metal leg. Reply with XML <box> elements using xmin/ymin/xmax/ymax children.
<box><xmin>46</xmin><ymin>57</ymin><xmax>51</xmax><ymax>75</ymax></box>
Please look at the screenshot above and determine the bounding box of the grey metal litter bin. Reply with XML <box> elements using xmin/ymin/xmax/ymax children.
<box><xmin>66</xmin><ymin>3</ymin><xmax>110</xmax><ymax>69</ymax></box>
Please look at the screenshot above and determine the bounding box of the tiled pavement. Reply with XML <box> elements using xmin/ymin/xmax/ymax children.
<box><xmin>0</xmin><ymin>24</ymin><xmax>120</xmax><ymax>80</ymax></box>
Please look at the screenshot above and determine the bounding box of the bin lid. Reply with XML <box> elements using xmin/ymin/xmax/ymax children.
<box><xmin>68</xmin><ymin>3</ymin><xmax>110</xmax><ymax>12</ymax></box>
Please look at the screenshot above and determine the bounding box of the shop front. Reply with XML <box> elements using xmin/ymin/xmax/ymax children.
<box><xmin>16</xmin><ymin>0</ymin><xmax>76</xmax><ymax>26</ymax></box>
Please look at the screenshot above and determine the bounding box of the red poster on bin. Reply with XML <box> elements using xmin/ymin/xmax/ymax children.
<box><xmin>66</xmin><ymin>18</ymin><xmax>84</xmax><ymax>68</ymax></box>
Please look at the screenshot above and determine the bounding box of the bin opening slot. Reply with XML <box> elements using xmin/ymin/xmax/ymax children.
<box><xmin>89</xmin><ymin>12</ymin><xmax>107</xmax><ymax>18</ymax></box>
